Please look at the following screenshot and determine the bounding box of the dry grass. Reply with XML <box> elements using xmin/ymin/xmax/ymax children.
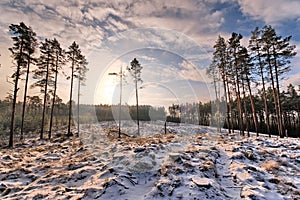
<box><xmin>216</xmin><ymin>135</ymin><xmax>228</xmax><ymax>143</ymax></box>
<box><xmin>121</xmin><ymin>133</ymin><xmax>175</xmax><ymax>145</ymax></box>
<box><xmin>257</xmin><ymin>149</ymin><xmax>267</xmax><ymax>155</ymax></box>
<box><xmin>261</xmin><ymin>160</ymin><xmax>279</xmax><ymax>171</ymax></box>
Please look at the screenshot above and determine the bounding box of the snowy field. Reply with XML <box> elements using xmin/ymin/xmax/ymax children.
<box><xmin>0</xmin><ymin>121</ymin><xmax>300</xmax><ymax>199</ymax></box>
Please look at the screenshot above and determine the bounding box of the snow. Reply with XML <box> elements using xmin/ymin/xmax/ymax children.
<box><xmin>0</xmin><ymin>121</ymin><xmax>299</xmax><ymax>199</ymax></box>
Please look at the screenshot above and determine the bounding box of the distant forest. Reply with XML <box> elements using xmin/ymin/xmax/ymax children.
<box><xmin>1</xmin><ymin>84</ymin><xmax>300</xmax><ymax>141</ymax></box>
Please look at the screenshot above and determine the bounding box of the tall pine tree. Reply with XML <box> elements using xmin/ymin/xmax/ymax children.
<box><xmin>249</xmin><ymin>27</ymin><xmax>271</xmax><ymax>137</ymax></box>
<box><xmin>66</xmin><ymin>42</ymin><xmax>86</xmax><ymax>137</ymax></box>
<box><xmin>261</xmin><ymin>25</ymin><xmax>296</xmax><ymax>137</ymax></box>
<box><xmin>8</xmin><ymin>22</ymin><xmax>34</xmax><ymax>147</ymax></box>
<box><xmin>32</xmin><ymin>39</ymin><xmax>55</xmax><ymax>139</ymax></box>
<box><xmin>228</xmin><ymin>32</ymin><xmax>244</xmax><ymax>136</ymax></box>
<box><xmin>20</xmin><ymin>24</ymin><xmax>37</xmax><ymax>140</ymax></box>
<box><xmin>48</xmin><ymin>38</ymin><xmax>65</xmax><ymax>139</ymax></box>
<box><xmin>128</xmin><ymin>58</ymin><xmax>143</xmax><ymax>136</ymax></box>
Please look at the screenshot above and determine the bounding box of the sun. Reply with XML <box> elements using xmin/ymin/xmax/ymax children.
<box><xmin>94</xmin><ymin>75</ymin><xmax>119</xmax><ymax>105</ymax></box>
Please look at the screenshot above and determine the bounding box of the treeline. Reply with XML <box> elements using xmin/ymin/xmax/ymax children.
<box><xmin>4</xmin><ymin>22</ymin><xmax>88</xmax><ymax>147</ymax></box>
<box><xmin>65</xmin><ymin>104</ymin><xmax>166</xmax><ymax>122</ymax></box>
<box><xmin>94</xmin><ymin>104</ymin><xmax>166</xmax><ymax>121</ymax></box>
<box><xmin>0</xmin><ymin>97</ymin><xmax>70</xmax><ymax>135</ymax></box>
<box><xmin>207</xmin><ymin>25</ymin><xmax>298</xmax><ymax>137</ymax></box>
<box><xmin>167</xmin><ymin>84</ymin><xmax>299</xmax><ymax>137</ymax></box>
<box><xmin>0</xmin><ymin>100</ymin><xmax>166</xmax><ymax>135</ymax></box>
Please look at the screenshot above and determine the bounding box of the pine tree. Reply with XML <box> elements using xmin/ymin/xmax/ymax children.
<box><xmin>207</xmin><ymin>26</ymin><xmax>297</xmax><ymax>137</ymax></box>
<box><xmin>271</xmin><ymin>29</ymin><xmax>296</xmax><ymax>137</ymax></box>
<box><xmin>128</xmin><ymin>58</ymin><xmax>143</xmax><ymax>136</ymax></box>
<box><xmin>8</xmin><ymin>22</ymin><xmax>33</xmax><ymax>147</ymax></box>
<box><xmin>261</xmin><ymin>25</ymin><xmax>296</xmax><ymax>137</ymax></box>
<box><xmin>66</xmin><ymin>41</ymin><xmax>86</xmax><ymax>137</ymax></box>
<box><xmin>32</xmin><ymin>39</ymin><xmax>55</xmax><ymax>139</ymax></box>
<box><xmin>262</xmin><ymin>26</ymin><xmax>282</xmax><ymax>137</ymax></box>
<box><xmin>208</xmin><ymin>36</ymin><xmax>229</xmax><ymax>132</ymax></box>
<box><xmin>228</xmin><ymin>32</ymin><xmax>244</xmax><ymax>136</ymax></box>
<box><xmin>20</xmin><ymin>24</ymin><xmax>37</xmax><ymax>140</ymax></box>
<box><xmin>283</xmin><ymin>84</ymin><xmax>298</xmax><ymax>129</ymax></box>
<box><xmin>239</xmin><ymin>47</ymin><xmax>259</xmax><ymax>136</ymax></box>
<box><xmin>249</xmin><ymin>27</ymin><xmax>271</xmax><ymax>137</ymax></box>
<box><xmin>207</xmin><ymin>60</ymin><xmax>221</xmax><ymax>132</ymax></box>
<box><xmin>48</xmin><ymin>38</ymin><xmax>65</xmax><ymax>139</ymax></box>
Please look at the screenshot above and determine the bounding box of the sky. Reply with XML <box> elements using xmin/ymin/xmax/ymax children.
<box><xmin>0</xmin><ymin>0</ymin><xmax>300</xmax><ymax>108</ymax></box>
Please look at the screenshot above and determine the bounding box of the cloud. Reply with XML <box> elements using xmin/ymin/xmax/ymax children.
<box><xmin>125</xmin><ymin>0</ymin><xmax>226</xmax><ymax>35</ymax></box>
<box><xmin>0</xmin><ymin>0</ymin><xmax>226</xmax><ymax>56</ymax></box>
<box><xmin>179</xmin><ymin>60</ymin><xmax>210</xmax><ymax>82</ymax></box>
<box><xmin>0</xmin><ymin>0</ymin><xmax>299</xmax><ymax>105</ymax></box>
<box><xmin>237</xmin><ymin>0</ymin><xmax>300</xmax><ymax>24</ymax></box>
<box><xmin>0</xmin><ymin>0</ymin><xmax>135</xmax><ymax>53</ymax></box>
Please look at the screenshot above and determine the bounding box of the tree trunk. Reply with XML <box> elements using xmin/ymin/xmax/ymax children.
<box><xmin>267</xmin><ymin>48</ymin><xmax>282</xmax><ymax>137</ymax></box>
<box><xmin>256</xmin><ymin>46</ymin><xmax>271</xmax><ymax>137</ymax></box>
<box><xmin>241</xmin><ymin>78</ymin><xmax>250</xmax><ymax>137</ymax></box>
<box><xmin>20</xmin><ymin>56</ymin><xmax>31</xmax><ymax>140</ymax></box>
<box><xmin>77</xmin><ymin>73</ymin><xmax>80</xmax><ymax>137</ymax></box>
<box><xmin>234</xmin><ymin>58</ymin><xmax>244</xmax><ymax>136</ymax></box>
<box><xmin>135</xmin><ymin>68</ymin><xmax>140</xmax><ymax>136</ymax></box>
<box><xmin>9</xmin><ymin>78</ymin><xmax>19</xmax><ymax>148</ymax></box>
<box><xmin>49</xmin><ymin>56</ymin><xmax>58</xmax><ymax>139</ymax></box>
<box><xmin>40</xmin><ymin>56</ymin><xmax>50</xmax><ymax>140</ymax></box>
<box><xmin>9</xmin><ymin>41</ymin><xmax>24</xmax><ymax>148</ymax></box>
<box><xmin>67</xmin><ymin>54</ymin><xmax>75</xmax><ymax>137</ymax></box>
<box><xmin>212</xmin><ymin>67</ymin><xmax>221</xmax><ymax>132</ymax></box>
<box><xmin>272</xmin><ymin>47</ymin><xmax>285</xmax><ymax>137</ymax></box>
<box><xmin>222</xmin><ymin>76</ymin><xmax>231</xmax><ymax>133</ymax></box>
<box><xmin>225</xmin><ymin>75</ymin><xmax>234</xmax><ymax>132</ymax></box>
<box><xmin>246</xmin><ymin>74</ymin><xmax>259</xmax><ymax>136</ymax></box>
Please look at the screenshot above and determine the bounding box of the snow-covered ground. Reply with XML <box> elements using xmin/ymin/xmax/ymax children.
<box><xmin>0</xmin><ymin>121</ymin><xmax>299</xmax><ymax>199</ymax></box>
